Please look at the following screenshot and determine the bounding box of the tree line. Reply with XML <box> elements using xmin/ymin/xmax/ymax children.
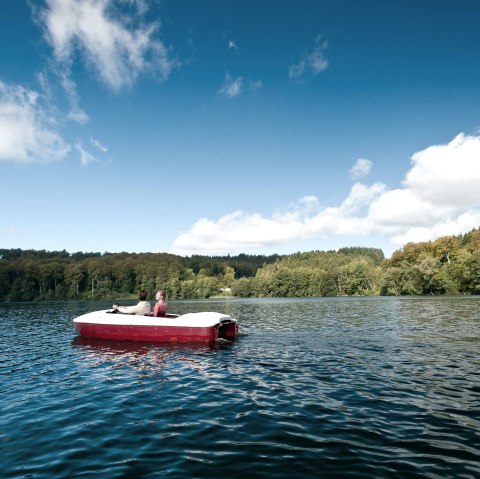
<box><xmin>231</xmin><ymin>229</ymin><xmax>480</xmax><ymax>297</ymax></box>
<box><xmin>0</xmin><ymin>228</ymin><xmax>479</xmax><ymax>302</ymax></box>
<box><xmin>0</xmin><ymin>250</ymin><xmax>279</xmax><ymax>302</ymax></box>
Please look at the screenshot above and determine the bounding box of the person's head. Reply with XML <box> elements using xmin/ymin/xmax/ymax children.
<box><xmin>138</xmin><ymin>290</ymin><xmax>148</xmax><ymax>301</ymax></box>
<box><xmin>156</xmin><ymin>290</ymin><xmax>167</xmax><ymax>301</ymax></box>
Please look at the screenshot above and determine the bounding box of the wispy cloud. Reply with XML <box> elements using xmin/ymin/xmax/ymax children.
<box><xmin>289</xmin><ymin>35</ymin><xmax>329</xmax><ymax>79</ymax></box>
<box><xmin>75</xmin><ymin>141</ymin><xmax>97</xmax><ymax>166</ymax></box>
<box><xmin>61</xmin><ymin>73</ymin><xmax>89</xmax><ymax>124</ymax></box>
<box><xmin>219</xmin><ymin>72</ymin><xmax>243</xmax><ymax>97</ymax></box>
<box><xmin>36</xmin><ymin>0</ymin><xmax>175</xmax><ymax>93</ymax></box>
<box><xmin>0</xmin><ymin>80</ymin><xmax>70</xmax><ymax>165</ymax></box>
<box><xmin>90</xmin><ymin>137</ymin><xmax>108</xmax><ymax>153</ymax></box>
<box><xmin>227</xmin><ymin>40</ymin><xmax>238</xmax><ymax>50</ymax></box>
<box><xmin>218</xmin><ymin>74</ymin><xmax>262</xmax><ymax>97</ymax></box>
<box><xmin>350</xmin><ymin>158</ymin><xmax>373</xmax><ymax>179</ymax></box>
<box><xmin>249</xmin><ymin>79</ymin><xmax>263</xmax><ymax>92</ymax></box>
<box><xmin>173</xmin><ymin>133</ymin><xmax>480</xmax><ymax>255</ymax></box>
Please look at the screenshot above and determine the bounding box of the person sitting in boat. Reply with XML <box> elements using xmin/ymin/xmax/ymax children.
<box><xmin>112</xmin><ymin>290</ymin><xmax>152</xmax><ymax>315</ymax></box>
<box><xmin>153</xmin><ymin>290</ymin><xmax>168</xmax><ymax>317</ymax></box>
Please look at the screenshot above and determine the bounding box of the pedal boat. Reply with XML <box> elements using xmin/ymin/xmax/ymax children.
<box><xmin>73</xmin><ymin>310</ymin><xmax>238</xmax><ymax>343</ymax></box>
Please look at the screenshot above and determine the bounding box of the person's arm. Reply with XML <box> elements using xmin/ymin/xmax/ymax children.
<box><xmin>112</xmin><ymin>302</ymin><xmax>141</xmax><ymax>314</ymax></box>
<box><xmin>116</xmin><ymin>304</ymin><xmax>138</xmax><ymax>314</ymax></box>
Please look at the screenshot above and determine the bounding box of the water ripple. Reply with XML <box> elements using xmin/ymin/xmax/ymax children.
<box><xmin>1</xmin><ymin>297</ymin><xmax>479</xmax><ymax>478</ymax></box>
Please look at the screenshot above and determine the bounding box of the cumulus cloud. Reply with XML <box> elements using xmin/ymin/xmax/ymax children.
<box><xmin>219</xmin><ymin>73</ymin><xmax>243</xmax><ymax>97</ymax></box>
<box><xmin>173</xmin><ymin>185</ymin><xmax>386</xmax><ymax>255</ymax></box>
<box><xmin>173</xmin><ymin>133</ymin><xmax>480</xmax><ymax>255</ymax></box>
<box><xmin>404</xmin><ymin>133</ymin><xmax>480</xmax><ymax>208</ymax></box>
<box><xmin>37</xmin><ymin>0</ymin><xmax>175</xmax><ymax>92</ymax></box>
<box><xmin>289</xmin><ymin>36</ymin><xmax>329</xmax><ymax>79</ymax></box>
<box><xmin>390</xmin><ymin>211</ymin><xmax>480</xmax><ymax>246</ymax></box>
<box><xmin>368</xmin><ymin>189</ymin><xmax>445</xmax><ymax>227</ymax></box>
<box><xmin>174</xmin><ymin>211</ymin><xmax>304</xmax><ymax>253</ymax></box>
<box><xmin>350</xmin><ymin>158</ymin><xmax>372</xmax><ymax>179</ymax></box>
<box><xmin>0</xmin><ymin>81</ymin><xmax>70</xmax><ymax>164</ymax></box>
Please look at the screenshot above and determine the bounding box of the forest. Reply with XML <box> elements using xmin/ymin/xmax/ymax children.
<box><xmin>0</xmin><ymin>227</ymin><xmax>479</xmax><ymax>302</ymax></box>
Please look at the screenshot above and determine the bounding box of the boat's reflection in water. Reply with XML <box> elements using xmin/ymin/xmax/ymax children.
<box><xmin>71</xmin><ymin>335</ymin><xmax>233</xmax><ymax>373</ymax></box>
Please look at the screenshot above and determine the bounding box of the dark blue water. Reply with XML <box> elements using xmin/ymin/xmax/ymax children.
<box><xmin>1</xmin><ymin>297</ymin><xmax>479</xmax><ymax>478</ymax></box>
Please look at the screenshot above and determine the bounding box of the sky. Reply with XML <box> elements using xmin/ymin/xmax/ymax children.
<box><xmin>1</xmin><ymin>0</ymin><xmax>480</xmax><ymax>259</ymax></box>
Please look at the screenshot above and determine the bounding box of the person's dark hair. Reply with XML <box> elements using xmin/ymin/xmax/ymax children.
<box><xmin>138</xmin><ymin>290</ymin><xmax>148</xmax><ymax>301</ymax></box>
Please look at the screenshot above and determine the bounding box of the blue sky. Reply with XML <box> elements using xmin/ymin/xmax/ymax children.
<box><xmin>1</xmin><ymin>0</ymin><xmax>480</xmax><ymax>258</ymax></box>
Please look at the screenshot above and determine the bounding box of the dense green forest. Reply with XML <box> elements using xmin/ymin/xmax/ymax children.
<box><xmin>0</xmin><ymin>250</ymin><xmax>279</xmax><ymax>301</ymax></box>
<box><xmin>1</xmin><ymin>228</ymin><xmax>479</xmax><ymax>302</ymax></box>
<box><xmin>232</xmin><ymin>230</ymin><xmax>480</xmax><ymax>297</ymax></box>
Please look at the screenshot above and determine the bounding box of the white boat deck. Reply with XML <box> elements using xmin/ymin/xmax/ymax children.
<box><xmin>74</xmin><ymin>310</ymin><xmax>234</xmax><ymax>328</ymax></box>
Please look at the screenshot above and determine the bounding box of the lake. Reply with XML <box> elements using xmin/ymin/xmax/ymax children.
<box><xmin>1</xmin><ymin>297</ymin><xmax>479</xmax><ymax>478</ymax></box>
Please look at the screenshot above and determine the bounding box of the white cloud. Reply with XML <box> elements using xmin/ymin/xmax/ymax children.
<box><xmin>228</xmin><ymin>40</ymin><xmax>238</xmax><ymax>50</ymax></box>
<box><xmin>390</xmin><ymin>211</ymin><xmax>480</xmax><ymax>246</ymax></box>
<box><xmin>405</xmin><ymin>133</ymin><xmax>480</xmax><ymax>208</ymax></box>
<box><xmin>173</xmin><ymin>185</ymin><xmax>387</xmax><ymax>255</ymax></box>
<box><xmin>0</xmin><ymin>81</ymin><xmax>70</xmax><ymax>164</ymax></box>
<box><xmin>219</xmin><ymin>74</ymin><xmax>262</xmax><ymax>97</ymax></box>
<box><xmin>60</xmin><ymin>73</ymin><xmax>89</xmax><ymax>124</ymax></box>
<box><xmin>219</xmin><ymin>73</ymin><xmax>243</xmax><ymax>97</ymax></box>
<box><xmin>368</xmin><ymin>188</ymin><xmax>453</xmax><ymax>229</ymax></box>
<box><xmin>350</xmin><ymin>158</ymin><xmax>372</xmax><ymax>179</ymax></box>
<box><xmin>38</xmin><ymin>0</ymin><xmax>175</xmax><ymax>92</ymax></box>
<box><xmin>75</xmin><ymin>141</ymin><xmax>97</xmax><ymax>166</ymax></box>
<box><xmin>289</xmin><ymin>36</ymin><xmax>329</xmax><ymax>79</ymax></box>
<box><xmin>90</xmin><ymin>137</ymin><xmax>108</xmax><ymax>152</ymax></box>
<box><xmin>303</xmin><ymin>183</ymin><xmax>387</xmax><ymax>238</ymax></box>
<box><xmin>273</xmin><ymin>195</ymin><xmax>320</xmax><ymax>223</ymax></box>
<box><xmin>174</xmin><ymin>211</ymin><xmax>304</xmax><ymax>253</ymax></box>
<box><xmin>173</xmin><ymin>133</ymin><xmax>480</xmax><ymax>255</ymax></box>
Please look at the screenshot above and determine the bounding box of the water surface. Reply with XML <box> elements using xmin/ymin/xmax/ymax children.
<box><xmin>1</xmin><ymin>297</ymin><xmax>479</xmax><ymax>478</ymax></box>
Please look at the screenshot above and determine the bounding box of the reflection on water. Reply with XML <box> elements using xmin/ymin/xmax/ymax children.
<box><xmin>71</xmin><ymin>335</ymin><xmax>234</xmax><ymax>374</ymax></box>
<box><xmin>72</xmin><ymin>335</ymin><xmax>231</xmax><ymax>355</ymax></box>
<box><xmin>1</xmin><ymin>297</ymin><xmax>479</xmax><ymax>479</ymax></box>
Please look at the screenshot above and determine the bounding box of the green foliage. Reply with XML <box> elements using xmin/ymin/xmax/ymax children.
<box><xmin>1</xmin><ymin>228</ymin><xmax>479</xmax><ymax>301</ymax></box>
<box><xmin>336</xmin><ymin>257</ymin><xmax>380</xmax><ymax>295</ymax></box>
<box><xmin>379</xmin><ymin>229</ymin><xmax>480</xmax><ymax>295</ymax></box>
<box><xmin>231</xmin><ymin>277</ymin><xmax>254</xmax><ymax>297</ymax></box>
<box><xmin>337</xmin><ymin>247</ymin><xmax>385</xmax><ymax>265</ymax></box>
<box><xmin>250</xmin><ymin>250</ymin><xmax>380</xmax><ymax>297</ymax></box>
<box><xmin>0</xmin><ymin>249</ymin><xmax>277</xmax><ymax>302</ymax></box>
<box><xmin>239</xmin><ymin>228</ymin><xmax>479</xmax><ymax>298</ymax></box>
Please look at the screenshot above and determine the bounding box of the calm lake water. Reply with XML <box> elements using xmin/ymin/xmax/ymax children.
<box><xmin>1</xmin><ymin>297</ymin><xmax>479</xmax><ymax>478</ymax></box>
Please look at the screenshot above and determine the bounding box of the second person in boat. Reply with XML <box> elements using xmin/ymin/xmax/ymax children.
<box><xmin>153</xmin><ymin>290</ymin><xmax>168</xmax><ymax>317</ymax></box>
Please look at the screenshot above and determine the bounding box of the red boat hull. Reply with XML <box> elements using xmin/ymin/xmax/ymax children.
<box><xmin>75</xmin><ymin>322</ymin><xmax>221</xmax><ymax>342</ymax></box>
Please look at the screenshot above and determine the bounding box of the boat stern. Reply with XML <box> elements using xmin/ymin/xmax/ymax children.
<box><xmin>217</xmin><ymin>317</ymin><xmax>239</xmax><ymax>340</ymax></box>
